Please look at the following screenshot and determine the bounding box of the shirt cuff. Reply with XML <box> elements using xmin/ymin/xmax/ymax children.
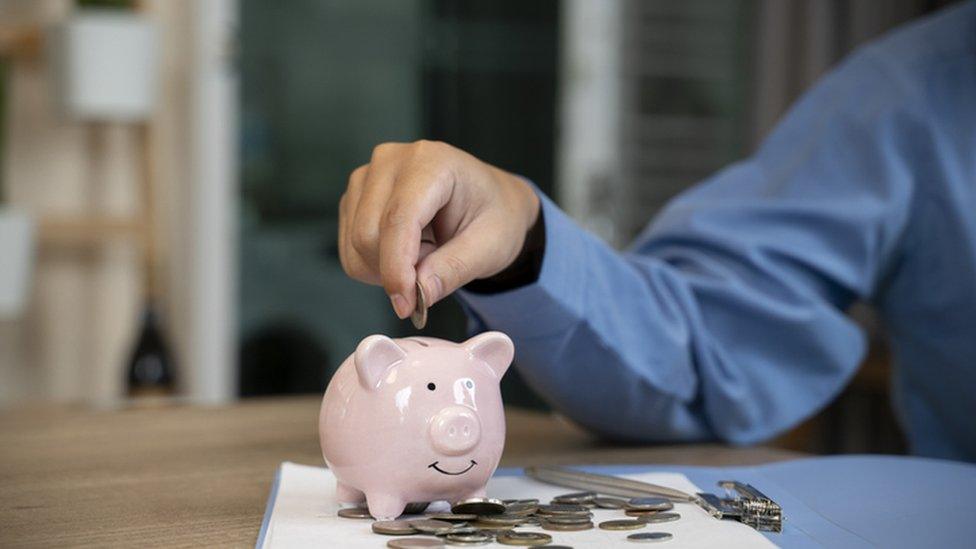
<box><xmin>455</xmin><ymin>189</ymin><xmax>587</xmax><ymax>339</ymax></box>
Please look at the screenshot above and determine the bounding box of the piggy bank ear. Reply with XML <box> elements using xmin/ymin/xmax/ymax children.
<box><xmin>354</xmin><ymin>335</ymin><xmax>407</xmax><ymax>390</ymax></box>
<box><xmin>464</xmin><ymin>331</ymin><xmax>514</xmax><ymax>380</ymax></box>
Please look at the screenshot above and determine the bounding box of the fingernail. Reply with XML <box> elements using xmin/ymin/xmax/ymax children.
<box><xmin>424</xmin><ymin>275</ymin><xmax>443</xmax><ymax>303</ymax></box>
<box><xmin>390</xmin><ymin>294</ymin><xmax>408</xmax><ymax>318</ymax></box>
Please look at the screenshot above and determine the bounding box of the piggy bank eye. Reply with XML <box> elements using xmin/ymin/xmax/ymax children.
<box><xmin>465</xmin><ymin>380</ymin><xmax>474</xmax><ymax>389</ymax></box>
<box><xmin>427</xmin><ymin>382</ymin><xmax>436</xmax><ymax>391</ymax></box>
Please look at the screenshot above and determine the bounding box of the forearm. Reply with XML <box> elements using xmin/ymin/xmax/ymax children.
<box><xmin>457</xmin><ymin>193</ymin><xmax>715</xmax><ymax>442</ymax></box>
<box><xmin>458</xmin><ymin>180</ymin><xmax>870</xmax><ymax>445</ymax></box>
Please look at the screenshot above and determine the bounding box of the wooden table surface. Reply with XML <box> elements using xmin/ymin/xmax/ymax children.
<box><xmin>0</xmin><ymin>396</ymin><xmax>801</xmax><ymax>547</ymax></box>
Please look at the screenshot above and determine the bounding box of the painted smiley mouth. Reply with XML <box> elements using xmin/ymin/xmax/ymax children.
<box><xmin>428</xmin><ymin>460</ymin><xmax>477</xmax><ymax>476</ymax></box>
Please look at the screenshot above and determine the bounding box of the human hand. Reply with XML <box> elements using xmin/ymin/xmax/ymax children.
<box><xmin>338</xmin><ymin>140</ymin><xmax>541</xmax><ymax>318</ymax></box>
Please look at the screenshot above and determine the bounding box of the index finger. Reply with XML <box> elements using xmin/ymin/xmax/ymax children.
<box><xmin>377</xmin><ymin>164</ymin><xmax>454</xmax><ymax>315</ymax></box>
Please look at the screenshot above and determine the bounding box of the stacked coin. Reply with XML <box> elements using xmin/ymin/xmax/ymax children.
<box><xmin>339</xmin><ymin>493</ymin><xmax>683</xmax><ymax>546</ymax></box>
<box><xmin>593</xmin><ymin>497</ymin><xmax>628</xmax><ymax>510</ymax></box>
<box><xmin>496</xmin><ymin>531</ymin><xmax>552</xmax><ymax>546</ymax></box>
<box><xmin>550</xmin><ymin>491</ymin><xmax>596</xmax><ymax>505</ymax></box>
<box><xmin>534</xmin><ymin>503</ymin><xmax>594</xmax><ymax>532</ymax></box>
<box><xmin>625</xmin><ymin>497</ymin><xmax>673</xmax><ymax>513</ymax></box>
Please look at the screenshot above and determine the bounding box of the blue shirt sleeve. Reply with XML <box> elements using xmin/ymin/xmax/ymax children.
<box><xmin>456</xmin><ymin>42</ymin><xmax>921</xmax><ymax>444</ymax></box>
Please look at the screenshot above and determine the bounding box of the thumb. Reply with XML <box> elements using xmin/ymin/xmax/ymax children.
<box><xmin>415</xmin><ymin>227</ymin><xmax>503</xmax><ymax>305</ymax></box>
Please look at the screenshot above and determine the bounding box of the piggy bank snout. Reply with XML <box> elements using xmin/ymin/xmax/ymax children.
<box><xmin>429</xmin><ymin>406</ymin><xmax>481</xmax><ymax>456</ymax></box>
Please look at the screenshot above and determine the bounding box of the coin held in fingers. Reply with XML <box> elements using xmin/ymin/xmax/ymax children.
<box><xmin>411</xmin><ymin>280</ymin><xmax>428</xmax><ymax>329</ymax></box>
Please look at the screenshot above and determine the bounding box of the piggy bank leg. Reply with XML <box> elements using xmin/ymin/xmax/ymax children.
<box><xmin>365</xmin><ymin>492</ymin><xmax>407</xmax><ymax>521</ymax></box>
<box><xmin>335</xmin><ymin>482</ymin><xmax>365</xmax><ymax>505</ymax></box>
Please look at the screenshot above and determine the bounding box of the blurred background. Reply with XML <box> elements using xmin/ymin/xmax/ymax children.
<box><xmin>0</xmin><ymin>0</ymin><xmax>959</xmax><ymax>455</ymax></box>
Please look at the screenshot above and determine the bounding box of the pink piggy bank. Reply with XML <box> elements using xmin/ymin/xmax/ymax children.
<box><xmin>319</xmin><ymin>331</ymin><xmax>514</xmax><ymax>520</ymax></box>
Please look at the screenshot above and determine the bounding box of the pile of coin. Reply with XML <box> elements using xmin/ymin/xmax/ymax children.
<box><xmin>338</xmin><ymin>491</ymin><xmax>682</xmax><ymax>547</ymax></box>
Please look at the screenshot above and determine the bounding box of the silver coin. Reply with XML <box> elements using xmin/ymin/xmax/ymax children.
<box><xmin>444</xmin><ymin>532</ymin><xmax>492</xmax><ymax>546</ymax></box>
<box><xmin>540</xmin><ymin>520</ymin><xmax>593</xmax><ymax>532</ymax></box>
<box><xmin>426</xmin><ymin>513</ymin><xmax>477</xmax><ymax>522</ymax></box>
<box><xmin>337</xmin><ymin>506</ymin><xmax>373</xmax><ymax>519</ymax></box>
<box><xmin>469</xmin><ymin>521</ymin><xmax>514</xmax><ymax>532</ymax></box>
<box><xmin>373</xmin><ymin>520</ymin><xmax>419</xmax><ymax>535</ymax></box>
<box><xmin>451</xmin><ymin>498</ymin><xmax>506</xmax><ymax>516</ymax></box>
<box><xmin>438</xmin><ymin>525</ymin><xmax>478</xmax><ymax>536</ymax></box>
<box><xmin>469</xmin><ymin>530</ymin><xmax>497</xmax><ymax>536</ymax></box>
<box><xmin>547</xmin><ymin>511</ymin><xmax>592</xmax><ymax>519</ymax></box>
<box><xmin>424</xmin><ymin>512</ymin><xmax>476</xmax><ymax>522</ymax></box>
<box><xmin>593</xmin><ymin>497</ymin><xmax>628</xmax><ymax>509</ymax></box>
<box><xmin>552</xmin><ymin>491</ymin><xmax>597</xmax><ymax>504</ymax></box>
<box><xmin>411</xmin><ymin>280</ymin><xmax>428</xmax><ymax>329</ymax></box>
<box><xmin>627</xmin><ymin>497</ymin><xmax>673</xmax><ymax>512</ymax></box>
<box><xmin>387</xmin><ymin>538</ymin><xmax>445</xmax><ymax>548</ymax></box>
<box><xmin>503</xmin><ymin>498</ymin><xmax>539</xmax><ymax>505</ymax></box>
<box><xmin>598</xmin><ymin>519</ymin><xmax>646</xmax><ymax>531</ymax></box>
<box><xmin>638</xmin><ymin>512</ymin><xmax>680</xmax><ymax>524</ymax></box>
<box><xmin>496</xmin><ymin>531</ymin><xmax>552</xmax><ymax>546</ymax></box>
<box><xmin>408</xmin><ymin>519</ymin><xmax>456</xmax><ymax>534</ymax></box>
<box><xmin>474</xmin><ymin>514</ymin><xmax>525</xmax><ymax>526</ymax></box>
<box><xmin>536</xmin><ymin>503</ymin><xmax>588</xmax><ymax>515</ymax></box>
<box><xmin>627</xmin><ymin>532</ymin><xmax>673</xmax><ymax>543</ymax></box>
<box><xmin>504</xmin><ymin>502</ymin><xmax>539</xmax><ymax>516</ymax></box>
<box><xmin>540</xmin><ymin>514</ymin><xmax>593</xmax><ymax>524</ymax></box>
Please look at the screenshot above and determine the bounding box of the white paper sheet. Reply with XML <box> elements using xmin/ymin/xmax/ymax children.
<box><xmin>259</xmin><ymin>462</ymin><xmax>776</xmax><ymax>548</ymax></box>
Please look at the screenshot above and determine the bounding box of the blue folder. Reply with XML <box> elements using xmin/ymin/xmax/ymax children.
<box><xmin>258</xmin><ymin>454</ymin><xmax>976</xmax><ymax>548</ymax></box>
